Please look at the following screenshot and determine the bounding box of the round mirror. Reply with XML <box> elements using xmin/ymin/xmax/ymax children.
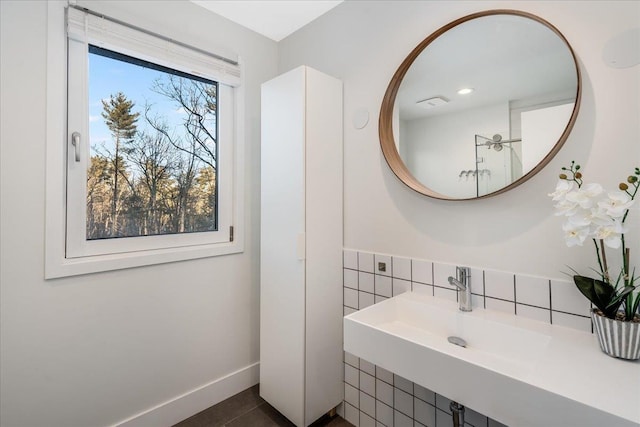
<box><xmin>379</xmin><ymin>10</ymin><xmax>581</xmax><ymax>200</ymax></box>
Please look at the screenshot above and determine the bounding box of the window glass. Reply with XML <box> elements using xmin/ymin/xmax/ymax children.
<box><xmin>87</xmin><ymin>46</ymin><xmax>219</xmax><ymax>240</ymax></box>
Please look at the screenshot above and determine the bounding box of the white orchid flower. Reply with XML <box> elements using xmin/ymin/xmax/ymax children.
<box><xmin>553</xmin><ymin>198</ymin><xmax>579</xmax><ymax>216</ymax></box>
<box><xmin>548</xmin><ymin>179</ymin><xmax>575</xmax><ymax>201</ymax></box>
<box><xmin>565</xmin><ymin>183</ymin><xmax>603</xmax><ymax>209</ymax></box>
<box><xmin>597</xmin><ymin>191</ymin><xmax>634</xmax><ymax>219</ymax></box>
<box><xmin>562</xmin><ymin>220</ymin><xmax>590</xmax><ymax>246</ymax></box>
<box><xmin>593</xmin><ymin>219</ymin><xmax>626</xmax><ymax>249</ymax></box>
<box><xmin>583</xmin><ymin>183</ymin><xmax>604</xmax><ymax>197</ymax></box>
<box><xmin>588</xmin><ymin>206</ymin><xmax>613</xmax><ymax>224</ymax></box>
<box><xmin>566</xmin><ymin>209</ymin><xmax>593</xmax><ymax>228</ymax></box>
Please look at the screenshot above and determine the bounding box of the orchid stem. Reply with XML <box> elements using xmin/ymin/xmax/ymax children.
<box><xmin>624</xmin><ymin>247</ymin><xmax>630</xmax><ymax>283</ymax></box>
<box><xmin>593</xmin><ymin>239</ymin><xmax>606</xmax><ymax>282</ymax></box>
<box><xmin>599</xmin><ymin>239</ymin><xmax>610</xmax><ymax>283</ymax></box>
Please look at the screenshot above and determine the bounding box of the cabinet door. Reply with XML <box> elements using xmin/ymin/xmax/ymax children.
<box><xmin>304</xmin><ymin>68</ymin><xmax>344</xmax><ymax>426</ymax></box>
<box><xmin>260</xmin><ymin>67</ymin><xmax>306</xmax><ymax>427</ymax></box>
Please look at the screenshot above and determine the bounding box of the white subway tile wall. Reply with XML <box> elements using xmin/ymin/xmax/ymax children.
<box><xmin>360</xmin><ymin>411</ymin><xmax>375</xmax><ymax>427</ymax></box>
<box><xmin>342</xmin><ymin>250</ymin><xmax>593</xmax><ymax>427</ymax></box>
<box><xmin>344</xmin><ymin>269</ymin><xmax>359</xmax><ymax>290</ymax></box>
<box><xmin>376</xmin><ymin>379</ymin><xmax>393</xmax><ymax>406</ymax></box>
<box><xmin>359</xmin><ymin>291</ymin><xmax>375</xmax><ymax>310</ymax></box>
<box><xmin>433</xmin><ymin>263</ymin><xmax>457</xmax><ymax>289</ymax></box>
<box><xmin>515</xmin><ymin>275</ymin><xmax>550</xmax><ymax>308</ymax></box>
<box><xmin>516</xmin><ymin>303</ymin><xmax>551</xmax><ymax>323</ymax></box>
<box><xmin>360</xmin><ymin>391</ymin><xmax>376</xmax><ymax>418</ymax></box>
<box><xmin>359</xmin><ymin>272</ymin><xmax>375</xmax><ymax>293</ymax></box>
<box><xmin>345</xmin><ymin>383</ymin><xmax>359</xmax><ymax>408</ymax></box>
<box><xmin>394</xmin><ymin>387</ymin><xmax>413</xmax><ymax>417</ymax></box>
<box><xmin>344</xmin><ymin>400</ymin><xmax>359</xmax><ymax>426</ymax></box>
<box><xmin>412</xmin><ymin>259</ymin><xmax>433</xmax><ymax>284</ymax></box>
<box><xmin>344</xmin><ymin>249</ymin><xmax>359</xmax><ymax>270</ymax></box>
<box><xmin>469</xmin><ymin>268</ymin><xmax>484</xmax><ymax>295</ymax></box>
<box><xmin>376</xmin><ymin>366</ymin><xmax>394</xmax><ymax>385</ymax></box>
<box><xmin>550</xmin><ymin>279</ymin><xmax>592</xmax><ymax>315</ymax></box>
<box><xmin>484</xmin><ymin>270</ymin><xmax>515</xmax><ymax>301</ymax></box>
<box><xmin>375</xmin><ymin>275</ymin><xmax>392</xmax><ymax>298</ymax></box>
<box><xmin>392</xmin><ymin>257</ymin><xmax>412</xmax><ymax>281</ymax></box>
<box><xmin>360</xmin><ymin>359</ymin><xmax>376</xmax><ymax>375</ymax></box>
<box><xmin>415</xmin><ymin>396</ymin><xmax>437</xmax><ymax>426</ymax></box>
<box><xmin>344</xmin><ymin>288</ymin><xmax>359</xmax><ymax>310</ymax></box>
<box><xmin>359</xmin><ymin>252</ymin><xmax>375</xmax><ymax>273</ymax></box>
<box><xmin>392</xmin><ymin>278</ymin><xmax>411</xmax><ymax>296</ymax></box>
<box><xmin>434</xmin><ymin>286</ymin><xmax>457</xmax><ymax>302</ymax></box>
<box><xmin>374</xmin><ymin>295</ymin><xmax>388</xmax><ymax>305</ymax></box>
<box><xmin>485</xmin><ymin>297</ymin><xmax>514</xmax><ymax>314</ymax></box>
<box><xmin>471</xmin><ymin>294</ymin><xmax>484</xmax><ymax>310</ymax></box>
<box><xmin>360</xmin><ymin>371</ymin><xmax>376</xmax><ymax>396</ymax></box>
<box><xmin>552</xmin><ymin>311</ymin><xmax>593</xmax><ymax>332</ymax></box>
<box><xmin>413</xmin><ymin>282</ymin><xmax>434</xmax><ymax>296</ymax></box>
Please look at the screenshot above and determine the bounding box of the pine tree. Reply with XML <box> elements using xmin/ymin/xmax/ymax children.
<box><xmin>101</xmin><ymin>92</ymin><xmax>139</xmax><ymax>236</ymax></box>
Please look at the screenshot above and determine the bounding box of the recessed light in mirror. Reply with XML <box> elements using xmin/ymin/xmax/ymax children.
<box><xmin>457</xmin><ymin>88</ymin><xmax>474</xmax><ymax>95</ymax></box>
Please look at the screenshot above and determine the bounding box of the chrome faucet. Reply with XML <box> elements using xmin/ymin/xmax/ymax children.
<box><xmin>448</xmin><ymin>266</ymin><xmax>472</xmax><ymax>312</ymax></box>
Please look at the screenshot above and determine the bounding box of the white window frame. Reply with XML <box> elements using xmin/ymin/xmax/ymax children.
<box><xmin>45</xmin><ymin>1</ymin><xmax>244</xmax><ymax>278</ymax></box>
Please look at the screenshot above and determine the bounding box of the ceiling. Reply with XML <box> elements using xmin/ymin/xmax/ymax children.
<box><xmin>191</xmin><ymin>1</ymin><xmax>344</xmax><ymax>42</ymax></box>
<box><xmin>397</xmin><ymin>14</ymin><xmax>578</xmax><ymax>121</ymax></box>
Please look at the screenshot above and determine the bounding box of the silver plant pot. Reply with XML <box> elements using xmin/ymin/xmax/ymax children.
<box><xmin>591</xmin><ymin>309</ymin><xmax>640</xmax><ymax>360</ymax></box>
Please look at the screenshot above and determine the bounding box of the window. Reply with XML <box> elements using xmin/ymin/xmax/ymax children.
<box><xmin>45</xmin><ymin>4</ymin><xmax>244</xmax><ymax>278</ymax></box>
<box><xmin>85</xmin><ymin>47</ymin><xmax>221</xmax><ymax>240</ymax></box>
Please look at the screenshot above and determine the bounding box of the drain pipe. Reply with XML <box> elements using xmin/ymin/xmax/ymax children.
<box><xmin>450</xmin><ymin>401</ymin><xmax>465</xmax><ymax>427</ymax></box>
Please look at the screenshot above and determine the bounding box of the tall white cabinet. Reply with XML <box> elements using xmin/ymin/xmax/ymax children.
<box><xmin>260</xmin><ymin>66</ymin><xmax>343</xmax><ymax>427</ymax></box>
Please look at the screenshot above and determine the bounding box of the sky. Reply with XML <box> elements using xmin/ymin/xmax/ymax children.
<box><xmin>88</xmin><ymin>50</ymin><xmax>215</xmax><ymax>158</ymax></box>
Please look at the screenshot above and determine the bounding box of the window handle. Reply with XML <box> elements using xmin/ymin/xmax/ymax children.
<box><xmin>71</xmin><ymin>132</ymin><xmax>81</xmax><ymax>162</ymax></box>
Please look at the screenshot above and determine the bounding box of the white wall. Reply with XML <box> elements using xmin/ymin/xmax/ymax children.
<box><xmin>278</xmin><ymin>0</ymin><xmax>639</xmax><ymax>279</ymax></box>
<box><xmin>521</xmin><ymin>102</ymin><xmax>575</xmax><ymax>171</ymax></box>
<box><xmin>401</xmin><ymin>102</ymin><xmax>509</xmax><ymax>198</ymax></box>
<box><xmin>0</xmin><ymin>1</ymin><xmax>277</xmax><ymax>426</ymax></box>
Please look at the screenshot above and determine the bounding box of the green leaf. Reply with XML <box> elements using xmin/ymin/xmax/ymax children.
<box><xmin>631</xmin><ymin>292</ymin><xmax>640</xmax><ymax>317</ymax></box>
<box><xmin>605</xmin><ymin>286</ymin><xmax>635</xmax><ymax>314</ymax></box>
<box><xmin>624</xmin><ymin>291</ymin><xmax>640</xmax><ymax>321</ymax></box>
<box><xmin>573</xmin><ymin>275</ymin><xmax>614</xmax><ymax>312</ymax></box>
<box><xmin>593</xmin><ymin>279</ymin><xmax>616</xmax><ymax>305</ymax></box>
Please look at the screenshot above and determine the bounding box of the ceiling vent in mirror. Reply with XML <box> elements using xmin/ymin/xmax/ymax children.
<box><xmin>416</xmin><ymin>96</ymin><xmax>449</xmax><ymax>109</ymax></box>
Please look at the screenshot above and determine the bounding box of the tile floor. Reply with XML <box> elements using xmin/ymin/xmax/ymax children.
<box><xmin>173</xmin><ymin>385</ymin><xmax>353</xmax><ymax>427</ymax></box>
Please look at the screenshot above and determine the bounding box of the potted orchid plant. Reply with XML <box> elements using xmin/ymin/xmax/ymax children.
<box><xmin>549</xmin><ymin>162</ymin><xmax>640</xmax><ymax>360</ymax></box>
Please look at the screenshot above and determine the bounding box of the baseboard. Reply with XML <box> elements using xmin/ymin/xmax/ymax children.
<box><xmin>114</xmin><ymin>362</ymin><xmax>260</xmax><ymax>427</ymax></box>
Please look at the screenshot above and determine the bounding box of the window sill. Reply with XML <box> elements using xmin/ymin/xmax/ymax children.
<box><xmin>45</xmin><ymin>239</ymin><xmax>243</xmax><ymax>279</ymax></box>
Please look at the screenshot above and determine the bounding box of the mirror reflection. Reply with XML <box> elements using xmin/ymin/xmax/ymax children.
<box><xmin>388</xmin><ymin>11</ymin><xmax>580</xmax><ymax>199</ymax></box>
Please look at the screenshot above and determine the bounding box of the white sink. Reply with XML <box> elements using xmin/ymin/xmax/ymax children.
<box><xmin>344</xmin><ymin>292</ymin><xmax>640</xmax><ymax>427</ymax></box>
<box><xmin>361</xmin><ymin>293</ymin><xmax>551</xmax><ymax>377</ymax></box>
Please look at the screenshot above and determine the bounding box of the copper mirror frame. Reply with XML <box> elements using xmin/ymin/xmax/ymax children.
<box><xmin>379</xmin><ymin>9</ymin><xmax>582</xmax><ymax>201</ymax></box>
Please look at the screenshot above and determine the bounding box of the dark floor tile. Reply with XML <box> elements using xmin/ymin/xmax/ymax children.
<box><xmin>173</xmin><ymin>385</ymin><xmax>265</xmax><ymax>427</ymax></box>
<box><xmin>173</xmin><ymin>383</ymin><xmax>352</xmax><ymax>427</ymax></box>
<box><xmin>225</xmin><ymin>402</ymin><xmax>296</xmax><ymax>427</ymax></box>
<box><xmin>310</xmin><ymin>414</ymin><xmax>354</xmax><ymax>427</ymax></box>
<box><xmin>325</xmin><ymin>418</ymin><xmax>354</xmax><ymax>427</ymax></box>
